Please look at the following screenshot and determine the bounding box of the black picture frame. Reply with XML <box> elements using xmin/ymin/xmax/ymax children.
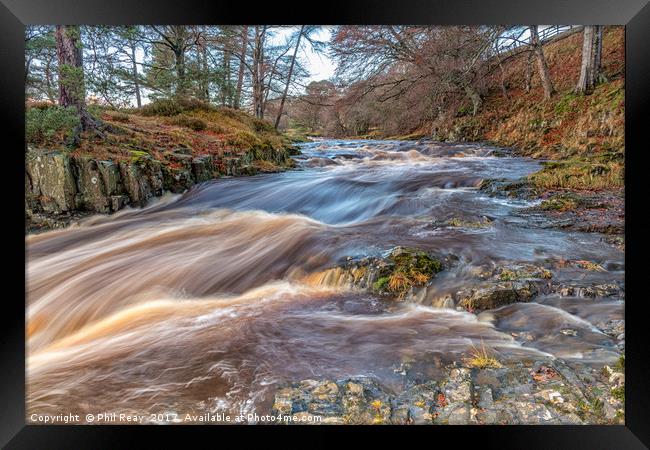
<box><xmin>2</xmin><ymin>0</ymin><xmax>649</xmax><ymax>448</ymax></box>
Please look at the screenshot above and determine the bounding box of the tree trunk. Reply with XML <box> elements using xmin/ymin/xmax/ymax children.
<box><xmin>594</xmin><ymin>25</ymin><xmax>604</xmax><ymax>83</ymax></box>
<box><xmin>576</xmin><ymin>26</ymin><xmax>595</xmax><ymax>94</ymax></box>
<box><xmin>55</xmin><ymin>25</ymin><xmax>94</xmax><ymax>131</ymax></box>
<box><xmin>275</xmin><ymin>25</ymin><xmax>304</xmax><ymax>129</ymax></box>
<box><xmin>252</xmin><ymin>26</ymin><xmax>267</xmax><ymax>119</ymax></box>
<box><xmin>464</xmin><ymin>84</ymin><xmax>482</xmax><ymax>116</ymax></box>
<box><xmin>221</xmin><ymin>49</ymin><xmax>230</xmax><ymax>106</ymax></box>
<box><xmin>524</xmin><ymin>49</ymin><xmax>533</xmax><ymax>93</ymax></box>
<box><xmin>498</xmin><ymin>59</ymin><xmax>509</xmax><ymax>100</ymax></box>
<box><xmin>201</xmin><ymin>42</ymin><xmax>210</xmax><ymax>103</ymax></box>
<box><xmin>174</xmin><ymin>49</ymin><xmax>186</xmax><ymax>97</ymax></box>
<box><xmin>233</xmin><ymin>25</ymin><xmax>248</xmax><ymax>110</ymax></box>
<box><xmin>130</xmin><ymin>39</ymin><xmax>142</xmax><ymax>108</ymax></box>
<box><xmin>529</xmin><ymin>26</ymin><xmax>555</xmax><ymax>100</ymax></box>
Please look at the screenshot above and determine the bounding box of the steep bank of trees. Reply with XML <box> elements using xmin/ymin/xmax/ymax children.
<box><xmin>285</xmin><ymin>25</ymin><xmax>616</xmax><ymax>139</ymax></box>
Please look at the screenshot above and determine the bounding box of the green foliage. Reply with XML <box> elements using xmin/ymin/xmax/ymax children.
<box><xmin>611</xmin><ymin>385</ymin><xmax>625</xmax><ymax>403</ymax></box>
<box><xmin>614</xmin><ymin>355</ymin><xmax>625</xmax><ymax>373</ymax></box>
<box><xmin>26</xmin><ymin>106</ymin><xmax>80</xmax><ymax>146</ymax></box>
<box><xmin>59</xmin><ymin>64</ymin><xmax>86</xmax><ymax>103</ymax></box>
<box><xmin>373</xmin><ymin>276</ymin><xmax>390</xmax><ymax>291</ymax></box>
<box><xmin>252</xmin><ymin>118</ymin><xmax>274</xmax><ymax>133</ymax></box>
<box><xmin>554</xmin><ymin>92</ymin><xmax>580</xmax><ymax>115</ymax></box>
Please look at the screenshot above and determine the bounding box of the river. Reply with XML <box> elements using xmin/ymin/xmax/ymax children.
<box><xmin>26</xmin><ymin>139</ymin><xmax>624</xmax><ymax>423</ymax></box>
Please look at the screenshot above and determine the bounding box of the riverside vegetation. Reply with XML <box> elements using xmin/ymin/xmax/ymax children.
<box><xmin>25</xmin><ymin>25</ymin><xmax>624</xmax><ymax>425</ymax></box>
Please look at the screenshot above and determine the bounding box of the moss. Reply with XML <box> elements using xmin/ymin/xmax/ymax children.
<box><xmin>499</xmin><ymin>268</ymin><xmax>517</xmax><ymax>281</ymax></box>
<box><xmin>373</xmin><ymin>276</ymin><xmax>390</xmax><ymax>291</ymax></box>
<box><xmin>372</xmin><ymin>248</ymin><xmax>442</xmax><ymax>297</ymax></box>
<box><xmin>539</xmin><ymin>193</ymin><xmax>581</xmax><ymax>211</ymax></box>
<box><xmin>389</xmin><ymin>248</ymin><xmax>442</xmax><ymax>277</ymax></box>
<box><xmin>447</xmin><ymin>217</ymin><xmax>493</xmax><ymax>228</ymax></box>
<box><xmin>129</xmin><ymin>150</ymin><xmax>150</xmax><ymax>163</ymax></box>
<box><xmin>611</xmin><ymin>385</ymin><xmax>625</xmax><ymax>403</ymax></box>
<box><xmin>614</xmin><ymin>355</ymin><xmax>625</xmax><ymax>373</ymax></box>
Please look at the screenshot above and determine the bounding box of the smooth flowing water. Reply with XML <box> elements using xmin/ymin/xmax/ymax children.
<box><xmin>26</xmin><ymin>139</ymin><xmax>624</xmax><ymax>421</ymax></box>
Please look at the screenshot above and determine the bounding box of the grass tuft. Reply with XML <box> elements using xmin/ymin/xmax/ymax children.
<box><xmin>463</xmin><ymin>341</ymin><xmax>503</xmax><ymax>369</ymax></box>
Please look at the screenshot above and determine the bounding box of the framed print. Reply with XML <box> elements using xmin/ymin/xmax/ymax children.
<box><xmin>2</xmin><ymin>0</ymin><xmax>649</xmax><ymax>447</ymax></box>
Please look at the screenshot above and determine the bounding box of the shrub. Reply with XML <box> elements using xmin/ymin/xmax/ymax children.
<box><xmin>140</xmin><ymin>98</ymin><xmax>184</xmax><ymax>116</ymax></box>
<box><xmin>252</xmin><ymin>118</ymin><xmax>274</xmax><ymax>132</ymax></box>
<box><xmin>169</xmin><ymin>114</ymin><xmax>207</xmax><ymax>131</ymax></box>
<box><xmin>140</xmin><ymin>97</ymin><xmax>211</xmax><ymax>117</ymax></box>
<box><xmin>27</xmin><ymin>100</ymin><xmax>56</xmax><ymax>110</ymax></box>
<box><xmin>26</xmin><ymin>106</ymin><xmax>80</xmax><ymax>146</ymax></box>
<box><xmin>227</xmin><ymin>130</ymin><xmax>261</xmax><ymax>148</ymax></box>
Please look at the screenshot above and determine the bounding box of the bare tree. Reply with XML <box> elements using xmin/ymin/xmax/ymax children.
<box><xmin>524</xmin><ymin>49</ymin><xmax>533</xmax><ymax>92</ymax></box>
<box><xmin>274</xmin><ymin>25</ymin><xmax>305</xmax><ymax>129</ymax></box>
<box><xmin>576</xmin><ymin>25</ymin><xmax>604</xmax><ymax>94</ymax></box>
<box><xmin>528</xmin><ymin>26</ymin><xmax>555</xmax><ymax>99</ymax></box>
<box><xmin>233</xmin><ymin>26</ymin><xmax>249</xmax><ymax>109</ymax></box>
<box><xmin>251</xmin><ymin>26</ymin><xmax>268</xmax><ymax>119</ymax></box>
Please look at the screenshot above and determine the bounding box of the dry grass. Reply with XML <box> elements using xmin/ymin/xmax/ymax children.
<box><xmin>27</xmin><ymin>98</ymin><xmax>292</xmax><ymax>163</ymax></box>
<box><xmin>430</xmin><ymin>27</ymin><xmax>625</xmax><ymax>163</ymax></box>
<box><xmin>529</xmin><ymin>156</ymin><xmax>624</xmax><ymax>190</ymax></box>
<box><xmin>463</xmin><ymin>341</ymin><xmax>503</xmax><ymax>369</ymax></box>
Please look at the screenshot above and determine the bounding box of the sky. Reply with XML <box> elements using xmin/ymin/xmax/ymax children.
<box><xmin>272</xmin><ymin>26</ymin><xmax>336</xmax><ymax>84</ymax></box>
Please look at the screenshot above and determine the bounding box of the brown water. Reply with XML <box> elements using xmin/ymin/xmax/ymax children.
<box><xmin>26</xmin><ymin>139</ymin><xmax>624</xmax><ymax>422</ymax></box>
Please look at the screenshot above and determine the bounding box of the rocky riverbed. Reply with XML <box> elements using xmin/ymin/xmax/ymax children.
<box><xmin>26</xmin><ymin>139</ymin><xmax>624</xmax><ymax>424</ymax></box>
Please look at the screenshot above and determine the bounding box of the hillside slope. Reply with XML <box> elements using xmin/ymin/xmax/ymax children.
<box><xmin>25</xmin><ymin>99</ymin><xmax>298</xmax><ymax>231</ymax></box>
<box><xmin>429</xmin><ymin>26</ymin><xmax>624</xmax><ymax>190</ymax></box>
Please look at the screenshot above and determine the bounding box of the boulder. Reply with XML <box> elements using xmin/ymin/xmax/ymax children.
<box><xmin>26</xmin><ymin>151</ymin><xmax>77</xmax><ymax>213</ymax></box>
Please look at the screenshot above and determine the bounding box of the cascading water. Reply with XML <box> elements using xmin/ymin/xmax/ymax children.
<box><xmin>26</xmin><ymin>139</ymin><xmax>624</xmax><ymax>422</ymax></box>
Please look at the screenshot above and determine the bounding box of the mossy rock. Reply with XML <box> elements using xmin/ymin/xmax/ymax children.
<box><xmin>371</xmin><ymin>247</ymin><xmax>443</xmax><ymax>297</ymax></box>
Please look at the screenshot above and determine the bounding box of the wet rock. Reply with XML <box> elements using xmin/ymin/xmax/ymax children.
<box><xmin>270</xmin><ymin>377</ymin><xmax>392</xmax><ymax>424</ymax></box>
<box><xmin>552</xmin><ymin>282</ymin><xmax>624</xmax><ymax>299</ymax></box>
<box><xmin>270</xmin><ymin>358</ymin><xmax>623</xmax><ymax>425</ymax></box>
<box><xmin>303</xmin><ymin>246</ymin><xmax>444</xmax><ymax>300</ymax></box>
<box><xmin>191</xmin><ymin>156</ymin><xmax>214</xmax><ymax>182</ymax></box>
<box><xmin>478</xmin><ymin>177</ymin><xmax>538</xmax><ymax>199</ymax></box>
<box><xmin>455</xmin><ymin>280</ymin><xmax>538</xmax><ymax>311</ymax></box>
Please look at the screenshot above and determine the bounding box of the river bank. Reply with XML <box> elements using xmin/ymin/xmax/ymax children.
<box><xmin>25</xmin><ymin>99</ymin><xmax>299</xmax><ymax>232</ymax></box>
